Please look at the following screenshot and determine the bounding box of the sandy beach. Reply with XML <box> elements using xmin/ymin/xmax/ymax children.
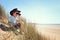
<box><xmin>35</xmin><ymin>24</ymin><xmax>60</xmax><ymax>40</ymax></box>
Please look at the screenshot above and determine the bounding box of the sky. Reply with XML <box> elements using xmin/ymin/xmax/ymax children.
<box><xmin>0</xmin><ymin>0</ymin><xmax>60</xmax><ymax>24</ymax></box>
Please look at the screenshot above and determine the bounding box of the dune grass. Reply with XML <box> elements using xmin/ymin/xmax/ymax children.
<box><xmin>24</xmin><ymin>23</ymin><xmax>41</xmax><ymax>40</ymax></box>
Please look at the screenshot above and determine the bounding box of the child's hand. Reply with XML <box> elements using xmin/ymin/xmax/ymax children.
<box><xmin>16</xmin><ymin>20</ymin><xmax>20</xmax><ymax>24</ymax></box>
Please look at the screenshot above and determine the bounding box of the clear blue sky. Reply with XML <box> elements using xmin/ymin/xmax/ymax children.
<box><xmin>0</xmin><ymin>0</ymin><xmax>60</xmax><ymax>24</ymax></box>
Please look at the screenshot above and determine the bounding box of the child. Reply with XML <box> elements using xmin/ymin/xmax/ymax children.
<box><xmin>9</xmin><ymin>8</ymin><xmax>24</xmax><ymax>34</ymax></box>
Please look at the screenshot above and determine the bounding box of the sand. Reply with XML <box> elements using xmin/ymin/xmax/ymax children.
<box><xmin>35</xmin><ymin>24</ymin><xmax>60</xmax><ymax>40</ymax></box>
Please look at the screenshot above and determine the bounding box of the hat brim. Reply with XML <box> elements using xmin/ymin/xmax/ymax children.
<box><xmin>17</xmin><ymin>10</ymin><xmax>21</xmax><ymax>12</ymax></box>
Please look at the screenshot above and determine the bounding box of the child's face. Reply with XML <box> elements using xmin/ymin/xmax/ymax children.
<box><xmin>13</xmin><ymin>12</ymin><xmax>18</xmax><ymax>17</ymax></box>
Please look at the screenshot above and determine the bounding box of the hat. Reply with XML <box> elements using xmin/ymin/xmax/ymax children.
<box><xmin>10</xmin><ymin>8</ymin><xmax>21</xmax><ymax>16</ymax></box>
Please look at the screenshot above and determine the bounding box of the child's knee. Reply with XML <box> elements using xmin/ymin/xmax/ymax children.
<box><xmin>20</xmin><ymin>22</ymin><xmax>24</xmax><ymax>29</ymax></box>
<box><xmin>21</xmin><ymin>22</ymin><xmax>24</xmax><ymax>25</ymax></box>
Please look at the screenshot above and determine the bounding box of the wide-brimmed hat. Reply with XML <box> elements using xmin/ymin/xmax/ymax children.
<box><xmin>10</xmin><ymin>8</ymin><xmax>21</xmax><ymax>16</ymax></box>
